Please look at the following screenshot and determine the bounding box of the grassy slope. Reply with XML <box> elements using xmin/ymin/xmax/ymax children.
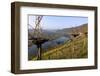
<box><xmin>32</xmin><ymin>34</ymin><xmax>88</xmax><ymax>60</ymax></box>
<box><xmin>31</xmin><ymin>24</ymin><xmax>88</xmax><ymax>60</ymax></box>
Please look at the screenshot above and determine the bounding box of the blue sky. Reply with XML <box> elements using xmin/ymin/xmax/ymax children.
<box><xmin>28</xmin><ymin>15</ymin><xmax>88</xmax><ymax>30</ymax></box>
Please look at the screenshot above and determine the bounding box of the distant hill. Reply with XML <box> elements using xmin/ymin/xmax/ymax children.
<box><xmin>28</xmin><ymin>23</ymin><xmax>88</xmax><ymax>40</ymax></box>
<box><xmin>55</xmin><ymin>23</ymin><xmax>87</xmax><ymax>35</ymax></box>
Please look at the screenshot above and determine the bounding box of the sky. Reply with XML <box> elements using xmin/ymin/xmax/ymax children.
<box><xmin>28</xmin><ymin>15</ymin><xmax>88</xmax><ymax>30</ymax></box>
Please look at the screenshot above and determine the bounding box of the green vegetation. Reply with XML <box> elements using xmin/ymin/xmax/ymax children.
<box><xmin>32</xmin><ymin>34</ymin><xmax>88</xmax><ymax>60</ymax></box>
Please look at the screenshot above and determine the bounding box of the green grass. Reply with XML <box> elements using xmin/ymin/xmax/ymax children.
<box><xmin>32</xmin><ymin>34</ymin><xmax>88</xmax><ymax>60</ymax></box>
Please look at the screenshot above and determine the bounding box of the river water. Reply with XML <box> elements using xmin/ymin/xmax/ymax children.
<box><xmin>28</xmin><ymin>36</ymin><xmax>70</xmax><ymax>60</ymax></box>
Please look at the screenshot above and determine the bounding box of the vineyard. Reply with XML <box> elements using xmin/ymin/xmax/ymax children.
<box><xmin>32</xmin><ymin>34</ymin><xmax>88</xmax><ymax>60</ymax></box>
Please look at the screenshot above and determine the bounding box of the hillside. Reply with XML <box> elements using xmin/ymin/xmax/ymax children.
<box><xmin>55</xmin><ymin>23</ymin><xmax>87</xmax><ymax>35</ymax></box>
<box><xmin>28</xmin><ymin>23</ymin><xmax>88</xmax><ymax>60</ymax></box>
<box><xmin>32</xmin><ymin>33</ymin><xmax>88</xmax><ymax>60</ymax></box>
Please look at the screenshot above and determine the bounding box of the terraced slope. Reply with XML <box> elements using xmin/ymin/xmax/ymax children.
<box><xmin>32</xmin><ymin>34</ymin><xmax>88</xmax><ymax>60</ymax></box>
